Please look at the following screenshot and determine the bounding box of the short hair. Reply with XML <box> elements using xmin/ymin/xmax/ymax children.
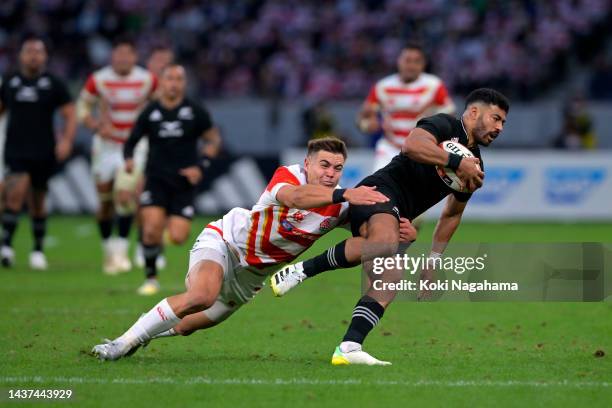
<box><xmin>112</xmin><ymin>36</ymin><xmax>136</xmax><ymax>50</ymax></box>
<box><xmin>160</xmin><ymin>63</ymin><xmax>185</xmax><ymax>75</ymax></box>
<box><xmin>307</xmin><ymin>137</ymin><xmax>347</xmax><ymax>159</ymax></box>
<box><xmin>465</xmin><ymin>88</ymin><xmax>510</xmax><ymax>113</ymax></box>
<box><xmin>20</xmin><ymin>34</ymin><xmax>47</xmax><ymax>50</ymax></box>
<box><xmin>401</xmin><ymin>41</ymin><xmax>426</xmax><ymax>58</ymax></box>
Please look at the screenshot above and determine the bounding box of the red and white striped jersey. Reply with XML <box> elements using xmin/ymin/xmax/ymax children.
<box><xmin>207</xmin><ymin>164</ymin><xmax>349</xmax><ymax>269</ymax></box>
<box><xmin>366</xmin><ymin>73</ymin><xmax>454</xmax><ymax>146</ymax></box>
<box><xmin>80</xmin><ymin>66</ymin><xmax>156</xmax><ymax>143</ymax></box>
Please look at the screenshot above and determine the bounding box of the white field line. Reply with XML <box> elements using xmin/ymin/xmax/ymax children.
<box><xmin>0</xmin><ymin>376</ymin><xmax>610</xmax><ymax>388</ymax></box>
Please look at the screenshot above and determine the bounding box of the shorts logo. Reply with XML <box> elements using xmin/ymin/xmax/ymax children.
<box><xmin>140</xmin><ymin>191</ymin><xmax>152</xmax><ymax>205</ymax></box>
<box><xmin>182</xmin><ymin>206</ymin><xmax>194</xmax><ymax>217</ymax></box>
<box><xmin>319</xmin><ymin>218</ymin><xmax>332</xmax><ymax>232</ymax></box>
<box><xmin>392</xmin><ymin>206</ymin><xmax>400</xmax><ymax>217</ymax></box>
<box><xmin>281</xmin><ymin>220</ymin><xmax>294</xmax><ymax>232</ymax></box>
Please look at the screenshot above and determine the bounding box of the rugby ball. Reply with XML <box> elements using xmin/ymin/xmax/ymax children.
<box><xmin>436</xmin><ymin>141</ymin><xmax>478</xmax><ymax>193</ymax></box>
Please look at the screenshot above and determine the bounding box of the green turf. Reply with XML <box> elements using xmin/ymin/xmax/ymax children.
<box><xmin>0</xmin><ymin>217</ymin><xmax>610</xmax><ymax>407</ymax></box>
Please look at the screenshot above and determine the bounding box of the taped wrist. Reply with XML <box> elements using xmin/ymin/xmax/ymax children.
<box><xmin>447</xmin><ymin>153</ymin><xmax>463</xmax><ymax>171</ymax></box>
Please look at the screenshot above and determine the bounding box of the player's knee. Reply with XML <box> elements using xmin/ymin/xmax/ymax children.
<box><xmin>168</xmin><ymin>228</ymin><xmax>188</xmax><ymax>245</ymax></box>
<box><xmin>366</xmin><ymin>231</ymin><xmax>399</xmax><ymax>257</ymax></box>
<box><xmin>142</xmin><ymin>228</ymin><xmax>162</xmax><ymax>245</ymax></box>
<box><xmin>185</xmin><ymin>292</ymin><xmax>215</xmax><ymax>312</ymax></box>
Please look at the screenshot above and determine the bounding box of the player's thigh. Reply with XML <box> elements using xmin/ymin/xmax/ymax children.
<box><xmin>92</xmin><ymin>137</ymin><xmax>122</xmax><ymax>185</ymax></box>
<box><xmin>140</xmin><ymin>206</ymin><xmax>167</xmax><ymax>243</ymax></box>
<box><xmin>167</xmin><ymin>215</ymin><xmax>191</xmax><ymax>245</ymax></box>
<box><xmin>185</xmin><ymin>260</ymin><xmax>224</xmax><ymax>307</ymax></box>
<box><xmin>3</xmin><ymin>160</ymin><xmax>31</xmax><ymax>208</ymax></box>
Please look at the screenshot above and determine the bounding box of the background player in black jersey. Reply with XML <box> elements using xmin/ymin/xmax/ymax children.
<box><xmin>124</xmin><ymin>64</ymin><xmax>221</xmax><ymax>295</ymax></box>
<box><xmin>271</xmin><ymin>88</ymin><xmax>509</xmax><ymax>365</ymax></box>
<box><xmin>0</xmin><ymin>37</ymin><xmax>76</xmax><ymax>269</ymax></box>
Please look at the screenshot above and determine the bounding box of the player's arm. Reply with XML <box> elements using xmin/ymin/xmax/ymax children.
<box><xmin>76</xmin><ymin>77</ymin><xmax>99</xmax><ymax>130</ymax></box>
<box><xmin>55</xmin><ymin>102</ymin><xmax>77</xmax><ymax>161</ymax></box>
<box><xmin>356</xmin><ymin>85</ymin><xmax>381</xmax><ymax>134</ymax></box>
<box><xmin>201</xmin><ymin>127</ymin><xmax>221</xmax><ymax>158</ymax></box>
<box><xmin>431</xmin><ymin>83</ymin><xmax>455</xmax><ymax>115</ymax></box>
<box><xmin>402</xmin><ymin>126</ymin><xmax>483</xmax><ymax>191</ymax></box>
<box><xmin>431</xmin><ymin>194</ymin><xmax>467</xmax><ymax>255</ymax></box>
<box><xmin>123</xmin><ymin>109</ymin><xmax>148</xmax><ymax>173</ymax></box>
<box><xmin>276</xmin><ymin>184</ymin><xmax>389</xmax><ymax>209</ymax></box>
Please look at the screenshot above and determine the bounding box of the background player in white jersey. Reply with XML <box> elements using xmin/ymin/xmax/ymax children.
<box><xmin>92</xmin><ymin>138</ymin><xmax>391</xmax><ymax>360</ymax></box>
<box><xmin>77</xmin><ymin>38</ymin><xmax>156</xmax><ymax>275</ymax></box>
<box><xmin>359</xmin><ymin>43</ymin><xmax>455</xmax><ymax>171</ymax></box>
<box><xmin>124</xmin><ymin>64</ymin><xmax>220</xmax><ymax>295</ymax></box>
<box><xmin>358</xmin><ymin>42</ymin><xmax>455</xmax><ymax>231</ymax></box>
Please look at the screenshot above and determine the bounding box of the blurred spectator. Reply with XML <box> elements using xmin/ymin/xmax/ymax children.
<box><xmin>589</xmin><ymin>53</ymin><xmax>612</xmax><ymax>100</ymax></box>
<box><xmin>0</xmin><ymin>0</ymin><xmax>610</xmax><ymax>101</ymax></box>
<box><xmin>553</xmin><ymin>94</ymin><xmax>597</xmax><ymax>149</ymax></box>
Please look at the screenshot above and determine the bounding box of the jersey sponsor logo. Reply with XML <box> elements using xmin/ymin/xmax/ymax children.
<box><xmin>178</xmin><ymin>106</ymin><xmax>194</xmax><ymax>120</ymax></box>
<box><xmin>9</xmin><ymin>77</ymin><xmax>21</xmax><ymax>87</ymax></box>
<box><xmin>15</xmin><ymin>86</ymin><xmax>38</xmax><ymax>102</ymax></box>
<box><xmin>37</xmin><ymin>77</ymin><xmax>51</xmax><ymax>89</ymax></box>
<box><xmin>159</xmin><ymin>121</ymin><xmax>183</xmax><ymax>138</ymax></box>
<box><xmin>319</xmin><ymin>218</ymin><xmax>333</xmax><ymax>232</ymax></box>
<box><xmin>545</xmin><ymin>167</ymin><xmax>605</xmax><ymax>204</ymax></box>
<box><xmin>149</xmin><ymin>109</ymin><xmax>162</xmax><ymax>121</ymax></box>
<box><xmin>470</xmin><ymin>167</ymin><xmax>524</xmax><ymax>204</ymax></box>
<box><xmin>280</xmin><ymin>219</ymin><xmax>294</xmax><ymax>232</ymax></box>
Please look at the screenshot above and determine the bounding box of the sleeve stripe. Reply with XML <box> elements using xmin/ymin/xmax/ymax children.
<box><xmin>266</xmin><ymin>166</ymin><xmax>301</xmax><ymax>192</ymax></box>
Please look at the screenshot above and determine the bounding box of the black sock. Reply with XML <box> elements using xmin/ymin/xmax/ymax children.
<box><xmin>98</xmin><ymin>219</ymin><xmax>113</xmax><ymax>240</ymax></box>
<box><xmin>31</xmin><ymin>217</ymin><xmax>47</xmax><ymax>252</ymax></box>
<box><xmin>342</xmin><ymin>295</ymin><xmax>385</xmax><ymax>345</ymax></box>
<box><xmin>1</xmin><ymin>210</ymin><xmax>19</xmax><ymax>247</ymax></box>
<box><xmin>143</xmin><ymin>244</ymin><xmax>161</xmax><ymax>279</ymax></box>
<box><xmin>303</xmin><ymin>240</ymin><xmax>354</xmax><ymax>278</ymax></box>
<box><xmin>117</xmin><ymin>215</ymin><xmax>134</xmax><ymax>239</ymax></box>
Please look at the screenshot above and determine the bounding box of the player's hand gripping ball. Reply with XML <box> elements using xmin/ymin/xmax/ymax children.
<box><xmin>436</xmin><ymin>141</ymin><xmax>481</xmax><ymax>193</ymax></box>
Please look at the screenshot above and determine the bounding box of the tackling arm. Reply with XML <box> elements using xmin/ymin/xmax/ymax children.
<box><xmin>276</xmin><ymin>184</ymin><xmax>389</xmax><ymax>210</ymax></box>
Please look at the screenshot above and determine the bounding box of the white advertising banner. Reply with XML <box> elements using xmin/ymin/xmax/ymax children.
<box><xmin>281</xmin><ymin>149</ymin><xmax>612</xmax><ymax>220</ymax></box>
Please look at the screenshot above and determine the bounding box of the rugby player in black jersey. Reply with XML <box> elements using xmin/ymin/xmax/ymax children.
<box><xmin>271</xmin><ymin>88</ymin><xmax>509</xmax><ymax>365</ymax></box>
<box><xmin>0</xmin><ymin>37</ymin><xmax>76</xmax><ymax>270</ymax></box>
<box><xmin>124</xmin><ymin>64</ymin><xmax>220</xmax><ymax>295</ymax></box>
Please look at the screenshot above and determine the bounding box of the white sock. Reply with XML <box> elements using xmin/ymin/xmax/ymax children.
<box><xmin>117</xmin><ymin>298</ymin><xmax>180</xmax><ymax>347</ymax></box>
<box><xmin>115</xmin><ymin>237</ymin><xmax>129</xmax><ymax>255</ymax></box>
<box><xmin>152</xmin><ymin>328</ymin><xmax>177</xmax><ymax>339</ymax></box>
<box><xmin>340</xmin><ymin>341</ymin><xmax>362</xmax><ymax>353</ymax></box>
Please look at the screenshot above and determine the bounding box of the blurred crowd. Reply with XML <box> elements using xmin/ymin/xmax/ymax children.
<box><xmin>0</xmin><ymin>0</ymin><xmax>611</xmax><ymax>101</ymax></box>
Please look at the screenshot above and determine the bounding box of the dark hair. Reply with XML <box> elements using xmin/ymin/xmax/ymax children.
<box><xmin>20</xmin><ymin>34</ymin><xmax>48</xmax><ymax>51</ymax></box>
<box><xmin>465</xmin><ymin>88</ymin><xmax>510</xmax><ymax>113</ymax></box>
<box><xmin>112</xmin><ymin>36</ymin><xmax>136</xmax><ymax>50</ymax></box>
<box><xmin>401</xmin><ymin>41</ymin><xmax>426</xmax><ymax>58</ymax></box>
<box><xmin>307</xmin><ymin>137</ymin><xmax>347</xmax><ymax>159</ymax></box>
<box><xmin>150</xmin><ymin>44</ymin><xmax>174</xmax><ymax>55</ymax></box>
<box><xmin>160</xmin><ymin>63</ymin><xmax>184</xmax><ymax>75</ymax></box>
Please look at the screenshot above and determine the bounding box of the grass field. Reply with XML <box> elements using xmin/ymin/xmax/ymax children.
<box><xmin>1</xmin><ymin>216</ymin><xmax>611</xmax><ymax>407</ymax></box>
